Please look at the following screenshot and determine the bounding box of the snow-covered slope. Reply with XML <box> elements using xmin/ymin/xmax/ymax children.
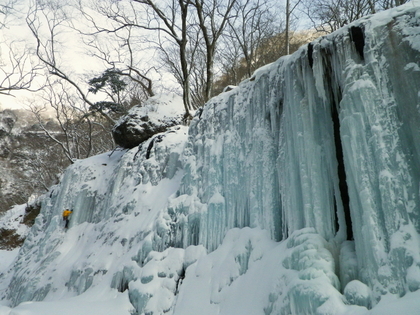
<box><xmin>2</xmin><ymin>2</ymin><xmax>420</xmax><ymax>315</ymax></box>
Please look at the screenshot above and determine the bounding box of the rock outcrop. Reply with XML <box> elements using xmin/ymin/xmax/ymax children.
<box><xmin>112</xmin><ymin>94</ymin><xmax>185</xmax><ymax>148</ymax></box>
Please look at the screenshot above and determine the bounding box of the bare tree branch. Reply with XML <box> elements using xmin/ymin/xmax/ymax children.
<box><xmin>193</xmin><ymin>0</ymin><xmax>237</xmax><ymax>102</ymax></box>
<box><xmin>26</xmin><ymin>1</ymin><xmax>116</xmax><ymax>124</ymax></box>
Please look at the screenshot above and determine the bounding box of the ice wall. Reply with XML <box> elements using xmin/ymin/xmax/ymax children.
<box><xmin>168</xmin><ymin>1</ymin><xmax>420</xmax><ymax>303</ymax></box>
<box><xmin>1</xmin><ymin>126</ymin><xmax>192</xmax><ymax>307</ymax></box>
<box><xmin>2</xmin><ymin>3</ymin><xmax>420</xmax><ymax>314</ymax></box>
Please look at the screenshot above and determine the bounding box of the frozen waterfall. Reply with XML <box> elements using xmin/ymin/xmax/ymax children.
<box><xmin>171</xmin><ymin>2</ymin><xmax>420</xmax><ymax>303</ymax></box>
<box><xmin>1</xmin><ymin>2</ymin><xmax>420</xmax><ymax>315</ymax></box>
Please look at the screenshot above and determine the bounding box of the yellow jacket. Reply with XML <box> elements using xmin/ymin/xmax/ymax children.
<box><xmin>62</xmin><ymin>209</ymin><xmax>72</xmax><ymax>219</ymax></box>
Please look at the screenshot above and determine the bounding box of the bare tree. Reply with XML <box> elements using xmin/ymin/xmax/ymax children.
<box><xmin>213</xmin><ymin>15</ymin><xmax>317</xmax><ymax>95</ymax></box>
<box><xmin>0</xmin><ymin>107</ymin><xmax>69</xmax><ymax>210</ymax></box>
<box><xmin>285</xmin><ymin>0</ymin><xmax>302</xmax><ymax>54</ymax></box>
<box><xmin>217</xmin><ymin>37</ymin><xmax>243</xmax><ymax>88</ymax></box>
<box><xmin>0</xmin><ymin>43</ymin><xmax>43</xmax><ymax>96</ymax></box>
<box><xmin>122</xmin><ymin>31</ymin><xmax>155</xmax><ymax>99</ymax></box>
<box><xmin>0</xmin><ymin>0</ymin><xmax>18</xmax><ymax>29</ymax></box>
<box><xmin>223</xmin><ymin>0</ymin><xmax>277</xmax><ymax>80</ymax></box>
<box><xmin>26</xmin><ymin>0</ymin><xmax>118</xmax><ymax>124</ymax></box>
<box><xmin>24</xmin><ymin>0</ymin><xmax>117</xmax><ymax>161</ymax></box>
<box><xmin>131</xmin><ymin>0</ymin><xmax>198</xmax><ymax>117</ymax></box>
<box><xmin>192</xmin><ymin>0</ymin><xmax>237</xmax><ymax>102</ymax></box>
<box><xmin>377</xmin><ymin>0</ymin><xmax>409</xmax><ymax>9</ymax></box>
<box><xmin>189</xmin><ymin>43</ymin><xmax>207</xmax><ymax>106</ymax></box>
<box><xmin>80</xmin><ymin>0</ymin><xmax>296</xmax><ymax>111</ymax></box>
<box><xmin>302</xmin><ymin>0</ymin><xmax>408</xmax><ymax>33</ymax></box>
<box><xmin>0</xmin><ymin>0</ymin><xmax>43</xmax><ymax>97</ymax></box>
<box><xmin>28</xmin><ymin>80</ymin><xmax>114</xmax><ymax>163</ymax></box>
<box><xmin>76</xmin><ymin>12</ymin><xmax>156</xmax><ymax>102</ymax></box>
<box><xmin>25</xmin><ymin>137</ymin><xmax>68</xmax><ymax>192</ymax></box>
<box><xmin>81</xmin><ymin>0</ymin><xmax>195</xmax><ymax>118</ymax></box>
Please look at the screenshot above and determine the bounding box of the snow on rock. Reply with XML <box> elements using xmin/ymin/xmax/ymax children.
<box><xmin>0</xmin><ymin>286</ymin><xmax>134</xmax><ymax>315</ymax></box>
<box><xmin>127</xmin><ymin>246</ymin><xmax>204</xmax><ymax>315</ymax></box>
<box><xmin>112</xmin><ymin>94</ymin><xmax>186</xmax><ymax>148</ymax></box>
<box><xmin>0</xmin><ymin>205</ymin><xmax>29</xmax><ymax>239</ymax></box>
<box><xmin>339</xmin><ymin>241</ymin><xmax>359</xmax><ymax>289</ymax></box>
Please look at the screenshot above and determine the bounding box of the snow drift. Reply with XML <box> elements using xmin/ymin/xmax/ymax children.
<box><xmin>2</xmin><ymin>2</ymin><xmax>420</xmax><ymax>315</ymax></box>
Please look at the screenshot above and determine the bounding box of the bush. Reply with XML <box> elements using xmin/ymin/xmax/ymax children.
<box><xmin>22</xmin><ymin>202</ymin><xmax>41</xmax><ymax>227</ymax></box>
<box><xmin>0</xmin><ymin>228</ymin><xmax>24</xmax><ymax>250</ymax></box>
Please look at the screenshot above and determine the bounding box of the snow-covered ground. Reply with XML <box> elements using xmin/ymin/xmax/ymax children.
<box><xmin>0</xmin><ymin>250</ymin><xmax>19</xmax><ymax>278</ymax></box>
<box><xmin>1</xmin><ymin>231</ymin><xmax>420</xmax><ymax>315</ymax></box>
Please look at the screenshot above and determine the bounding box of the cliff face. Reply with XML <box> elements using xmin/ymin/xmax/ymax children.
<box><xmin>173</xmin><ymin>2</ymin><xmax>420</xmax><ymax>300</ymax></box>
<box><xmin>2</xmin><ymin>3</ymin><xmax>420</xmax><ymax>315</ymax></box>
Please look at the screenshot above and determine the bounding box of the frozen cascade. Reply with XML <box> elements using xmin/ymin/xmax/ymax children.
<box><xmin>2</xmin><ymin>126</ymin><xmax>192</xmax><ymax>308</ymax></box>
<box><xmin>169</xmin><ymin>0</ymin><xmax>420</xmax><ymax>306</ymax></box>
<box><xmin>2</xmin><ymin>3</ymin><xmax>420</xmax><ymax>315</ymax></box>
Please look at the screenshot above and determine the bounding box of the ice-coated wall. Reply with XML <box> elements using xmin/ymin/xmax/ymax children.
<box><xmin>2</xmin><ymin>3</ymin><xmax>420</xmax><ymax>314</ymax></box>
<box><xmin>1</xmin><ymin>126</ymin><xmax>191</xmax><ymax>307</ymax></box>
<box><xmin>169</xmin><ymin>2</ymin><xmax>420</xmax><ymax>302</ymax></box>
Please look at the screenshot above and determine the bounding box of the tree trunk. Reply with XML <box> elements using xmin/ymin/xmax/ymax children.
<box><xmin>204</xmin><ymin>46</ymin><xmax>215</xmax><ymax>102</ymax></box>
<box><xmin>286</xmin><ymin>0</ymin><xmax>290</xmax><ymax>55</ymax></box>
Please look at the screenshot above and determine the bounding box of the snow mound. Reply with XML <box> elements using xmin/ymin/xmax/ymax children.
<box><xmin>344</xmin><ymin>280</ymin><xmax>372</xmax><ymax>308</ymax></box>
<box><xmin>112</xmin><ymin>94</ymin><xmax>185</xmax><ymax>148</ymax></box>
<box><xmin>175</xmin><ymin>227</ymin><xmax>347</xmax><ymax>315</ymax></box>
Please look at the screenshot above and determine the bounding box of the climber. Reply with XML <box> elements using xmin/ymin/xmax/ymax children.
<box><xmin>62</xmin><ymin>209</ymin><xmax>73</xmax><ymax>229</ymax></box>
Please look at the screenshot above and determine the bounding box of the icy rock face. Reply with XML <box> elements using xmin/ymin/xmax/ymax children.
<box><xmin>3</xmin><ymin>3</ymin><xmax>420</xmax><ymax>314</ymax></box>
<box><xmin>126</xmin><ymin>245</ymin><xmax>206</xmax><ymax>314</ymax></box>
<box><xmin>113</xmin><ymin>94</ymin><xmax>185</xmax><ymax>148</ymax></box>
<box><xmin>2</xmin><ymin>126</ymin><xmax>190</xmax><ymax>307</ymax></box>
<box><xmin>330</xmin><ymin>9</ymin><xmax>420</xmax><ymax>299</ymax></box>
<box><xmin>168</xmin><ymin>1</ymin><xmax>420</xmax><ymax>305</ymax></box>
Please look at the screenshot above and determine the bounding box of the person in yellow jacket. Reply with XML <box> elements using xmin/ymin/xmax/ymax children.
<box><xmin>62</xmin><ymin>209</ymin><xmax>73</xmax><ymax>229</ymax></box>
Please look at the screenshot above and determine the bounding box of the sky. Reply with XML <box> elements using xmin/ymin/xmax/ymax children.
<box><xmin>0</xmin><ymin>0</ymin><xmax>299</xmax><ymax>111</ymax></box>
<box><xmin>0</xmin><ymin>0</ymin><xmax>111</xmax><ymax>110</ymax></box>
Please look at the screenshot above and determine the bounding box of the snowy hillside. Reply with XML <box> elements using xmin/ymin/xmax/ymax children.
<box><xmin>2</xmin><ymin>2</ymin><xmax>420</xmax><ymax>314</ymax></box>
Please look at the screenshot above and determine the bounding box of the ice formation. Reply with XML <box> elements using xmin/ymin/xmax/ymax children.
<box><xmin>1</xmin><ymin>2</ymin><xmax>420</xmax><ymax>315</ymax></box>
